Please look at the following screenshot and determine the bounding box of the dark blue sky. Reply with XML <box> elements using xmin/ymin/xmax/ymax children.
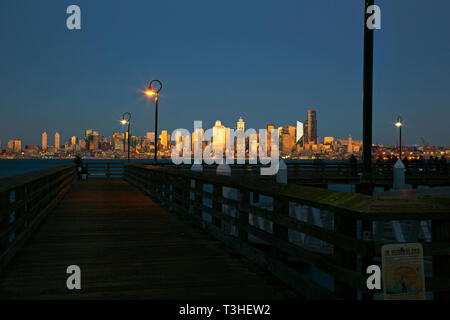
<box><xmin>1</xmin><ymin>0</ymin><xmax>449</xmax><ymax>146</ymax></box>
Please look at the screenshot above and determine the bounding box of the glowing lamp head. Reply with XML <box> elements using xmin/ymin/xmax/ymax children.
<box><xmin>395</xmin><ymin>121</ymin><xmax>402</xmax><ymax>128</ymax></box>
<box><xmin>145</xmin><ymin>90</ymin><xmax>156</xmax><ymax>97</ymax></box>
<box><xmin>121</xmin><ymin>119</ymin><xmax>128</xmax><ymax>125</ymax></box>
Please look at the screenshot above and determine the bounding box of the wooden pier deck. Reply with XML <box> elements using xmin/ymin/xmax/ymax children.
<box><xmin>0</xmin><ymin>179</ymin><xmax>295</xmax><ymax>299</ymax></box>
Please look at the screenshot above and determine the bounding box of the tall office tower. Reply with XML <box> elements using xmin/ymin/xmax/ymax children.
<box><xmin>266</xmin><ymin>124</ymin><xmax>275</xmax><ymax>155</ymax></box>
<box><xmin>92</xmin><ymin>131</ymin><xmax>100</xmax><ymax>150</ymax></box>
<box><xmin>237</xmin><ymin>117</ymin><xmax>245</xmax><ymax>132</ymax></box>
<box><xmin>296</xmin><ymin>121</ymin><xmax>304</xmax><ymax>145</ymax></box>
<box><xmin>42</xmin><ymin>132</ymin><xmax>48</xmax><ymax>150</ymax></box>
<box><xmin>279</xmin><ymin>126</ymin><xmax>296</xmax><ymax>154</ymax></box>
<box><xmin>160</xmin><ymin>130</ymin><xmax>169</xmax><ymax>148</ymax></box>
<box><xmin>54</xmin><ymin>132</ymin><xmax>60</xmax><ymax>151</ymax></box>
<box><xmin>12</xmin><ymin>139</ymin><xmax>22</xmax><ymax>153</ymax></box>
<box><xmin>347</xmin><ymin>135</ymin><xmax>353</xmax><ymax>153</ymax></box>
<box><xmin>85</xmin><ymin>129</ymin><xmax>92</xmax><ymax>140</ymax></box>
<box><xmin>71</xmin><ymin>136</ymin><xmax>77</xmax><ymax>146</ymax></box>
<box><xmin>236</xmin><ymin>118</ymin><xmax>246</xmax><ymax>159</ymax></box>
<box><xmin>212</xmin><ymin>120</ymin><xmax>226</xmax><ymax>154</ymax></box>
<box><xmin>306</xmin><ymin>110</ymin><xmax>317</xmax><ymax>144</ymax></box>
<box><xmin>146</xmin><ymin>132</ymin><xmax>155</xmax><ymax>144</ymax></box>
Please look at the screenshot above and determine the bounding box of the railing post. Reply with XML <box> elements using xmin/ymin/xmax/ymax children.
<box><xmin>212</xmin><ymin>184</ymin><xmax>222</xmax><ymax>229</ymax></box>
<box><xmin>193</xmin><ymin>178</ymin><xmax>203</xmax><ymax>218</ymax></box>
<box><xmin>432</xmin><ymin>219</ymin><xmax>450</xmax><ymax>300</ymax></box>
<box><xmin>238</xmin><ymin>189</ymin><xmax>250</xmax><ymax>242</ymax></box>
<box><xmin>273</xmin><ymin>196</ymin><xmax>289</xmax><ymax>260</ymax></box>
<box><xmin>0</xmin><ymin>192</ymin><xmax>10</xmax><ymax>252</ymax></box>
<box><xmin>334</xmin><ymin>214</ymin><xmax>357</xmax><ymax>299</ymax></box>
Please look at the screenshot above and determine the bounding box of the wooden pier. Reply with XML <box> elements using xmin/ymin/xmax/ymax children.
<box><xmin>0</xmin><ymin>163</ymin><xmax>449</xmax><ymax>300</ymax></box>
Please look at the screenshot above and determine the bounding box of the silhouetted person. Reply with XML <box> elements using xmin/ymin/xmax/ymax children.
<box><xmin>403</xmin><ymin>156</ymin><xmax>409</xmax><ymax>172</ymax></box>
<box><xmin>441</xmin><ymin>156</ymin><xmax>448</xmax><ymax>175</ymax></box>
<box><xmin>429</xmin><ymin>156</ymin><xmax>435</xmax><ymax>172</ymax></box>
<box><xmin>349</xmin><ymin>154</ymin><xmax>357</xmax><ymax>176</ymax></box>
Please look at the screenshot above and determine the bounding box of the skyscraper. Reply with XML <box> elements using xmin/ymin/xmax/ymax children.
<box><xmin>236</xmin><ymin>118</ymin><xmax>246</xmax><ymax>159</ymax></box>
<box><xmin>304</xmin><ymin>110</ymin><xmax>317</xmax><ymax>144</ymax></box>
<box><xmin>296</xmin><ymin>121</ymin><xmax>304</xmax><ymax>145</ymax></box>
<box><xmin>266</xmin><ymin>124</ymin><xmax>275</xmax><ymax>156</ymax></box>
<box><xmin>42</xmin><ymin>131</ymin><xmax>48</xmax><ymax>150</ymax></box>
<box><xmin>55</xmin><ymin>132</ymin><xmax>60</xmax><ymax>151</ymax></box>
<box><xmin>212</xmin><ymin>120</ymin><xmax>226</xmax><ymax>154</ymax></box>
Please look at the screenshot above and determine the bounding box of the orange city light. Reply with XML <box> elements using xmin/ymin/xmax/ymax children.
<box><xmin>120</xmin><ymin>119</ymin><xmax>128</xmax><ymax>125</ymax></box>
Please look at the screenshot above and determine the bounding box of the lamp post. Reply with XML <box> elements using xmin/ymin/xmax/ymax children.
<box><xmin>121</xmin><ymin>112</ymin><xmax>131</xmax><ymax>163</ymax></box>
<box><xmin>395</xmin><ymin>116</ymin><xmax>403</xmax><ymax>160</ymax></box>
<box><xmin>361</xmin><ymin>0</ymin><xmax>375</xmax><ymax>196</ymax></box>
<box><xmin>144</xmin><ymin>80</ymin><xmax>163</xmax><ymax>164</ymax></box>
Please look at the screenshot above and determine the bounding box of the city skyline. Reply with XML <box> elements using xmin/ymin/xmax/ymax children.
<box><xmin>1</xmin><ymin>1</ymin><xmax>450</xmax><ymax>147</ymax></box>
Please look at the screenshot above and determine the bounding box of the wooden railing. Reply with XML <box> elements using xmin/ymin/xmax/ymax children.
<box><xmin>124</xmin><ymin>163</ymin><xmax>450</xmax><ymax>300</ymax></box>
<box><xmin>84</xmin><ymin>162</ymin><xmax>124</xmax><ymax>178</ymax></box>
<box><xmin>0</xmin><ymin>165</ymin><xmax>77</xmax><ymax>271</ymax></box>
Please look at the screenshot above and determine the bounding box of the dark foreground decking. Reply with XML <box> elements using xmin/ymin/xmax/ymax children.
<box><xmin>0</xmin><ymin>179</ymin><xmax>296</xmax><ymax>299</ymax></box>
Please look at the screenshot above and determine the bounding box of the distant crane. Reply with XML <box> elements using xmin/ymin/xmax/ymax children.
<box><xmin>421</xmin><ymin>137</ymin><xmax>437</xmax><ymax>152</ymax></box>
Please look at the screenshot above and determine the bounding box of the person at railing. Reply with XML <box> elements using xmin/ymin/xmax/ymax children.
<box><xmin>428</xmin><ymin>156</ymin><xmax>436</xmax><ymax>173</ymax></box>
<box><xmin>74</xmin><ymin>155</ymin><xmax>82</xmax><ymax>180</ymax></box>
<box><xmin>441</xmin><ymin>156</ymin><xmax>448</xmax><ymax>175</ymax></box>
<box><xmin>403</xmin><ymin>156</ymin><xmax>409</xmax><ymax>173</ymax></box>
<box><xmin>349</xmin><ymin>154</ymin><xmax>357</xmax><ymax>176</ymax></box>
<box><xmin>376</xmin><ymin>155</ymin><xmax>384</xmax><ymax>174</ymax></box>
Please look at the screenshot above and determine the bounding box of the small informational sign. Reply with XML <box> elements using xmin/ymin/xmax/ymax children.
<box><xmin>381</xmin><ymin>243</ymin><xmax>426</xmax><ymax>300</ymax></box>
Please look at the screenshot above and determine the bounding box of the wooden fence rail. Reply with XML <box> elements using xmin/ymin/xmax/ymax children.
<box><xmin>84</xmin><ymin>162</ymin><xmax>124</xmax><ymax>178</ymax></box>
<box><xmin>124</xmin><ymin>163</ymin><xmax>450</xmax><ymax>300</ymax></box>
<box><xmin>0</xmin><ymin>165</ymin><xmax>77</xmax><ymax>272</ymax></box>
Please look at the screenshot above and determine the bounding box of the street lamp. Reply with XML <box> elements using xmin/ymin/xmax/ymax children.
<box><xmin>121</xmin><ymin>112</ymin><xmax>131</xmax><ymax>163</ymax></box>
<box><xmin>144</xmin><ymin>80</ymin><xmax>163</xmax><ymax>164</ymax></box>
<box><xmin>361</xmin><ymin>0</ymin><xmax>375</xmax><ymax>196</ymax></box>
<box><xmin>395</xmin><ymin>116</ymin><xmax>403</xmax><ymax>160</ymax></box>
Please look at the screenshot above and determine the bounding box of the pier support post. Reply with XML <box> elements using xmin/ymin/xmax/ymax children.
<box><xmin>432</xmin><ymin>219</ymin><xmax>450</xmax><ymax>300</ymax></box>
<box><xmin>216</xmin><ymin>164</ymin><xmax>232</xmax><ymax>235</ymax></box>
<box><xmin>238</xmin><ymin>189</ymin><xmax>250</xmax><ymax>242</ymax></box>
<box><xmin>334</xmin><ymin>214</ymin><xmax>357</xmax><ymax>299</ymax></box>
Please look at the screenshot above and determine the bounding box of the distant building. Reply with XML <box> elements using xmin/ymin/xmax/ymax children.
<box><xmin>304</xmin><ymin>109</ymin><xmax>317</xmax><ymax>145</ymax></box>
<box><xmin>55</xmin><ymin>132</ymin><xmax>60</xmax><ymax>151</ymax></box>
<box><xmin>296</xmin><ymin>121</ymin><xmax>304</xmax><ymax>145</ymax></box>
<box><xmin>237</xmin><ymin>117</ymin><xmax>245</xmax><ymax>132</ymax></box>
<box><xmin>324</xmin><ymin>137</ymin><xmax>335</xmax><ymax>145</ymax></box>
<box><xmin>213</xmin><ymin>120</ymin><xmax>226</xmax><ymax>154</ymax></box>
<box><xmin>8</xmin><ymin>139</ymin><xmax>22</xmax><ymax>153</ymax></box>
<box><xmin>42</xmin><ymin>132</ymin><xmax>48</xmax><ymax>150</ymax></box>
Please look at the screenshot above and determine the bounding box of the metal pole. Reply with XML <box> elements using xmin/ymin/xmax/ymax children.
<box><xmin>399</xmin><ymin>126</ymin><xmax>402</xmax><ymax>160</ymax></box>
<box><xmin>127</xmin><ymin>122</ymin><xmax>130</xmax><ymax>163</ymax></box>
<box><xmin>361</xmin><ymin>0</ymin><xmax>374</xmax><ymax>196</ymax></box>
<box><xmin>361</xmin><ymin>0</ymin><xmax>375</xmax><ymax>301</ymax></box>
<box><xmin>154</xmin><ymin>95</ymin><xmax>159</xmax><ymax>164</ymax></box>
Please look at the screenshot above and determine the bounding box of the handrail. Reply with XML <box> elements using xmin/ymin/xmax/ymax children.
<box><xmin>124</xmin><ymin>163</ymin><xmax>450</xmax><ymax>300</ymax></box>
<box><xmin>0</xmin><ymin>164</ymin><xmax>77</xmax><ymax>272</ymax></box>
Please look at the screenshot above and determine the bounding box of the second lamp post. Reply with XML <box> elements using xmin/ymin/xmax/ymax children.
<box><xmin>121</xmin><ymin>112</ymin><xmax>131</xmax><ymax>163</ymax></box>
<box><xmin>395</xmin><ymin>116</ymin><xmax>403</xmax><ymax>160</ymax></box>
<box><xmin>145</xmin><ymin>80</ymin><xmax>163</xmax><ymax>164</ymax></box>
